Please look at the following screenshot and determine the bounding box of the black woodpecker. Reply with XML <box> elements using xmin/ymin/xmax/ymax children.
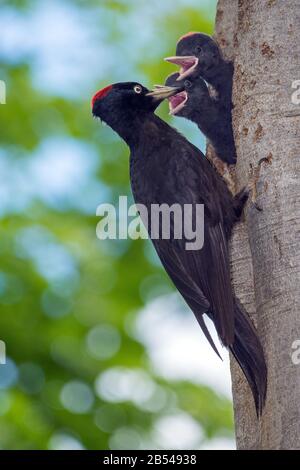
<box><xmin>92</xmin><ymin>81</ymin><xmax>267</xmax><ymax>415</ymax></box>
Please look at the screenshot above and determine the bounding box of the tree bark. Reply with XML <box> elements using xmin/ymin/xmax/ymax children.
<box><xmin>214</xmin><ymin>0</ymin><xmax>300</xmax><ymax>449</ymax></box>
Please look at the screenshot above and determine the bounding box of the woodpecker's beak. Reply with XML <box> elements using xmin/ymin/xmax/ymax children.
<box><xmin>164</xmin><ymin>56</ymin><xmax>199</xmax><ymax>80</ymax></box>
<box><xmin>146</xmin><ymin>85</ymin><xmax>183</xmax><ymax>101</ymax></box>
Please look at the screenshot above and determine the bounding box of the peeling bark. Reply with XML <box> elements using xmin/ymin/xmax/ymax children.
<box><xmin>215</xmin><ymin>0</ymin><xmax>300</xmax><ymax>449</ymax></box>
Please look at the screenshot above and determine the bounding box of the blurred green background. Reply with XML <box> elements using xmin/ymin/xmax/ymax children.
<box><xmin>0</xmin><ymin>0</ymin><xmax>235</xmax><ymax>450</ymax></box>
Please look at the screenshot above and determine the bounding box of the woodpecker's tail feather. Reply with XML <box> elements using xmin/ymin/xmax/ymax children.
<box><xmin>230</xmin><ymin>298</ymin><xmax>267</xmax><ymax>416</ymax></box>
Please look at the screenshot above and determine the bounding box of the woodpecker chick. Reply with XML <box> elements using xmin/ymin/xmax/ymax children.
<box><xmin>165</xmin><ymin>32</ymin><xmax>233</xmax><ymax>113</ymax></box>
<box><xmin>164</xmin><ymin>72</ymin><xmax>236</xmax><ymax>164</ymax></box>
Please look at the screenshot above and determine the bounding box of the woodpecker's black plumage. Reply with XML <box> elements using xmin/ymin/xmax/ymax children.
<box><xmin>165</xmin><ymin>32</ymin><xmax>233</xmax><ymax>113</ymax></box>
<box><xmin>92</xmin><ymin>81</ymin><xmax>267</xmax><ymax>415</ymax></box>
<box><xmin>164</xmin><ymin>72</ymin><xmax>236</xmax><ymax>164</ymax></box>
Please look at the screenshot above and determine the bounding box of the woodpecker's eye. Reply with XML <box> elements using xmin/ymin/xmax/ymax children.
<box><xmin>195</xmin><ymin>45</ymin><xmax>202</xmax><ymax>53</ymax></box>
<box><xmin>184</xmin><ymin>80</ymin><xmax>192</xmax><ymax>89</ymax></box>
<box><xmin>134</xmin><ymin>85</ymin><xmax>142</xmax><ymax>94</ymax></box>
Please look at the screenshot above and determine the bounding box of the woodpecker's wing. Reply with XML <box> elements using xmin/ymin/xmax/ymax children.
<box><xmin>152</xmin><ymin>141</ymin><xmax>235</xmax><ymax>347</ymax></box>
<box><xmin>153</xmin><ymin>238</ymin><xmax>221</xmax><ymax>358</ymax></box>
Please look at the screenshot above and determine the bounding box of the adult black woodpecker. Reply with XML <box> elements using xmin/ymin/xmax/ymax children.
<box><xmin>92</xmin><ymin>81</ymin><xmax>267</xmax><ymax>415</ymax></box>
<box><xmin>163</xmin><ymin>72</ymin><xmax>236</xmax><ymax>164</ymax></box>
<box><xmin>165</xmin><ymin>32</ymin><xmax>233</xmax><ymax>114</ymax></box>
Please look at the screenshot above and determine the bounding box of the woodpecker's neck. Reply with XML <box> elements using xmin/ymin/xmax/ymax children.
<box><xmin>106</xmin><ymin>109</ymin><xmax>155</xmax><ymax>149</ymax></box>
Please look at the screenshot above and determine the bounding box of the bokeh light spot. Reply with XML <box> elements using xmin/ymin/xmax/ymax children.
<box><xmin>0</xmin><ymin>358</ymin><xmax>18</xmax><ymax>389</ymax></box>
<box><xmin>60</xmin><ymin>380</ymin><xmax>94</xmax><ymax>414</ymax></box>
<box><xmin>95</xmin><ymin>368</ymin><xmax>156</xmax><ymax>407</ymax></box>
<box><xmin>94</xmin><ymin>404</ymin><xmax>127</xmax><ymax>433</ymax></box>
<box><xmin>86</xmin><ymin>324</ymin><xmax>121</xmax><ymax>360</ymax></box>
<box><xmin>41</xmin><ymin>289</ymin><xmax>73</xmax><ymax>318</ymax></box>
<box><xmin>153</xmin><ymin>412</ymin><xmax>204</xmax><ymax>449</ymax></box>
<box><xmin>19</xmin><ymin>362</ymin><xmax>45</xmax><ymax>394</ymax></box>
<box><xmin>109</xmin><ymin>427</ymin><xmax>142</xmax><ymax>450</ymax></box>
<box><xmin>48</xmin><ymin>432</ymin><xmax>85</xmax><ymax>450</ymax></box>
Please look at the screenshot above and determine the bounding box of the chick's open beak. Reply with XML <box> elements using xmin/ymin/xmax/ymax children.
<box><xmin>164</xmin><ymin>56</ymin><xmax>199</xmax><ymax>80</ymax></box>
<box><xmin>146</xmin><ymin>85</ymin><xmax>183</xmax><ymax>101</ymax></box>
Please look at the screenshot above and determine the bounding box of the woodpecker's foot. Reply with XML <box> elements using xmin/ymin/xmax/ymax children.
<box><xmin>247</xmin><ymin>157</ymin><xmax>269</xmax><ymax>211</ymax></box>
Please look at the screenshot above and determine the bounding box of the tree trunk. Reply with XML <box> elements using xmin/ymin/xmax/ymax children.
<box><xmin>214</xmin><ymin>0</ymin><xmax>300</xmax><ymax>449</ymax></box>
